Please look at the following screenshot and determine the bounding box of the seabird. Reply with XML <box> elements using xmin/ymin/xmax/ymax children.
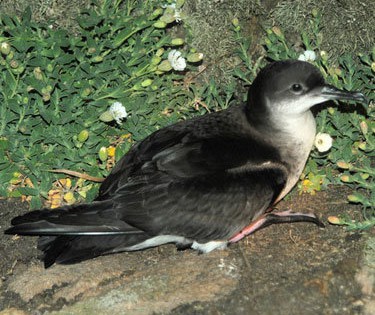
<box><xmin>5</xmin><ymin>60</ymin><xmax>366</xmax><ymax>267</ymax></box>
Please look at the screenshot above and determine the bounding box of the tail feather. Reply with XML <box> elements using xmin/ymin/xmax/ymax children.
<box><xmin>5</xmin><ymin>200</ymin><xmax>141</xmax><ymax>236</ymax></box>
<box><xmin>10</xmin><ymin>201</ymin><xmax>112</xmax><ymax>225</ymax></box>
<box><xmin>5</xmin><ymin>200</ymin><xmax>152</xmax><ymax>268</ymax></box>
<box><xmin>39</xmin><ymin>234</ymin><xmax>150</xmax><ymax>268</ymax></box>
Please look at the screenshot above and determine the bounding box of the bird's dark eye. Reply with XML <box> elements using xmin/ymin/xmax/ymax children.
<box><xmin>291</xmin><ymin>83</ymin><xmax>303</xmax><ymax>93</ymax></box>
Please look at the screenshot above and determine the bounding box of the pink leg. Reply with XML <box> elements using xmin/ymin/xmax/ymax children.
<box><xmin>229</xmin><ymin>210</ymin><xmax>324</xmax><ymax>243</ymax></box>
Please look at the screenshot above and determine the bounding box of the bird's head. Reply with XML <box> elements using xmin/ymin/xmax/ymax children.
<box><xmin>246</xmin><ymin>60</ymin><xmax>367</xmax><ymax>125</ymax></box>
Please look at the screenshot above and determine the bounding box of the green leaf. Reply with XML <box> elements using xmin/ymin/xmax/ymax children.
<box><xmin>56</xmin><ymin>53</ymin><xmax>75</xmax><ymax>65</ymax></box>
<box><xmin>113</xmin><ymin>28</ymin><xmax>135</xmax><ymax>48</ymax></box>
<box><xmin>16</xmin><ymin>187</ymin><xmax>39</xmax><ymax>196</ymax></box>
<box><xmin>12</xmin><ymin>39</ymin><xmax>34</xmax><ymax>52</ymax></box>
<box><xmin>1</xmin><ymin>15</ymin><xmax>17</xmax><ymax>28</ymax></box>
<box><xmin>21</xmin><ymin>6</ymin><xmax>32</xmax><ymax>25</ymax></box>
<box><xmin>77</xmin><ymin>12</ymin><xmax>103</xmax><ymax>29</ymax></box>
<box><xmin>30</xmin><ymin>196</ymin><xmax>43</xmax><ymax>209</ymax></box>
<box><xmin>0</xmin><ymin>138</ymin><xmax>9</xmax><ymax>151</ymax></box>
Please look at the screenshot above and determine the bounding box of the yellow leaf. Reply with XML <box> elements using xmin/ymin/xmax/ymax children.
<box><xmin>64</xmin><ymin>192</ymin><xmax>76</xmax><ymax>204</ymax></box>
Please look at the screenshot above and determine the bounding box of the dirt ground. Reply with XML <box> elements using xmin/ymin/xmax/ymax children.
<box><xmin>0</xmin><ymin>187</ymin><xmax>374</xmax><ymax>315</ymax></box>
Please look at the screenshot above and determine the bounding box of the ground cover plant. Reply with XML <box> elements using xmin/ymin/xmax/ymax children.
<box><xmin>0</xmin><ymin>1</ymin><xmax>373</xmax><ymax>229</ymax></box>
<box><xmin>0</xmin><ymin>0</ymin><xmax>204</xmax><ymax>208</ymax></box>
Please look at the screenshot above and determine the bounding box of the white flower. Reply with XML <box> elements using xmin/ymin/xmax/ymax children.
<box><xmin>168</xmin><ymin>49</ymin><xmax>186</xmax><ymax>71</ymax></box>
<box><xmin>109</xmin><ymin>102</ymin><xmax>127</xmax><ymax>125</ymax></box>
<box><xmin>173</xmin><ymin>7</ymin><xmax>182</xmax><ymax>22</ymax></box>
<box><xmin>1</xmin><ymin>42</ymin><xmax>9</xmax><ymax>50</ymax></box>
<box><xmin>314</xmin><ymin>132</ymin><xmax>333</xmax><ymax>152</ymax></box>
<box><xmin>162</xmin><ymin>2</ymin><xmax>176</xmax><ymax>9</ymax></box>
<box><xmin>298</xmin><ymin>50</ymin><xmax>317</xmax><ymax>62</ymax></box>
<box><xmin>162</xmin><ymin>2</ymin><xmax>182</xmax><ymax>22</ymax></box>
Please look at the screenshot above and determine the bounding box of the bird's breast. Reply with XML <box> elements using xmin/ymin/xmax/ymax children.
<box><xmin>272</xmin><ymin>111</ymin><xmax>317</xmax><ymax>202</ymax></box>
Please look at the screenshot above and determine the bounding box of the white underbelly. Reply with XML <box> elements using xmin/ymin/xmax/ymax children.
<box><xmin>272</xmin><ymin>112</ymin><xmax>316</xmax><ymax>203</ymax></box>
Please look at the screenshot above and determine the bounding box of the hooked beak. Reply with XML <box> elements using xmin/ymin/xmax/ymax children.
<box><xmin>321</xmin><ymin>85</ymin><xmax>368</xmax><ymax>104</ymax></box>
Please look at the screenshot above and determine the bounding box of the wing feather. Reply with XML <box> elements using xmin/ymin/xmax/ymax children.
<box><xmin>99</xmin><ymin>105</ymin><xmax>288</xmax><ymax>241</ymax></box>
